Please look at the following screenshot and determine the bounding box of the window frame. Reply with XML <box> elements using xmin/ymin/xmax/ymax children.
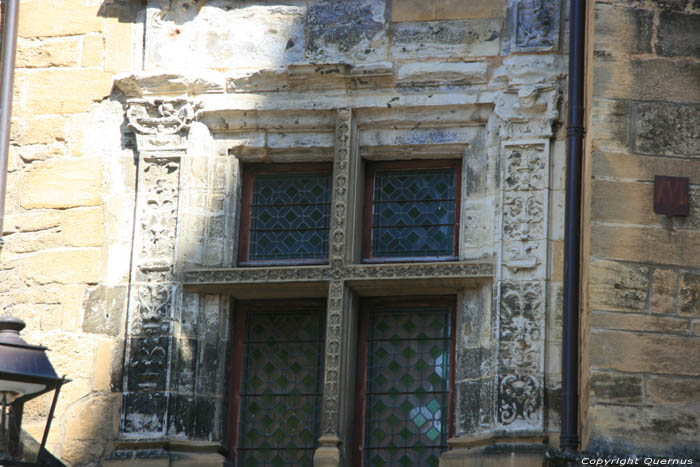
<box><xmin>238</xmin><ymin>163</ymin><xmax>334</xmax><ymax>267</ymax></box>
<box><xmin>225</xmin><ymin>298</ymin><xmax>327</xmax><ymax>466</ymax></box>
<box><xmin>361</xmin><ymin>159</ymin><xmax>462</xmax><ymax>263</ymax></box>
<box><xmin>352</xmin><ymin>296</ymin><xmax>457</xmax><ymax>466</ymax></box>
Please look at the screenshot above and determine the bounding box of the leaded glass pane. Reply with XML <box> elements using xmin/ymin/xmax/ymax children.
<box><xmin>249</xmin><ymin>173</ymin><xmax>331</xmax><ymax>261</ymax></box>
<box><xmin>364</xmin><ymin>307</ymin><xmax>450</xmax><ymax>466</ymax></box>
<box><xmin>371</xmin><ymin>169</ymin><xmax>456</xmax><ymax>258</ymax></box>
<box><xmin>238</xmin><ymin>309</ymin><xmax>325</xmax><ymax>466</ymax></box>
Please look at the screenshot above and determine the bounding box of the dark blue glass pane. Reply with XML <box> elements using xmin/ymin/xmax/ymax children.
<box><xmin>238</xmin><ymin>310</ymin><xmax>325</xmax><ymax>466</ymax></box>
<box><xmin>371</xmin><ymin>169</ymin><xmax>456</xmax><ymax>258</ymax></box>
<box><xmin>249</xmin><ymin>173</ymin><xmax>331</xmax><ymax>261</ymax></box>
<box><xmin>364</xmin><ymin>308</ymin><xmax>450</xmax><ymax>467</ymax></box>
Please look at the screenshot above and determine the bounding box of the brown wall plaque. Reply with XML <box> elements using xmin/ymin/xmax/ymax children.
<box><xmin>654</xmin><ymin>175</ymin><xmax>689</xmax><ymax>217</ymax></box>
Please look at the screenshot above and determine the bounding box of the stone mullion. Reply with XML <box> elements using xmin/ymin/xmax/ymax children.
<box><xmin>316</xmin><ymin>109</ymin><xmax>354</xmax><ymax>466</ymax></box>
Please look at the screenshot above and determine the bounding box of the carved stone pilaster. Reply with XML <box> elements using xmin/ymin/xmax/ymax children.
<box><xmin>496</xmin><ymin>139</ymin><xmax>549</xmax><ymax>432</ymax></box>
<box><xmin>121</xmin><ymin>99</ymin><xmax>195</xmax><ymax>438</ymax></box>
<box><xmin>503</xmin><ymin>0</ymin><xmax>561</xmax><ymax>54</ymax></box>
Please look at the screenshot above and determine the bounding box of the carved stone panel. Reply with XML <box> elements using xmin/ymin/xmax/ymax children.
<box><xmin>503</xmin><ymin>0</ymin><xmax>561</xmax><ymax>54</ymax></box>
<box><xmin>497</xmin><ymin>281</ymin><xmax>545</xmax><ymax>429</ymax></box>
<box><xmin>501</xmin><ymin>141</ymin><xmax>549</xmax><ymax>279</ymax></box>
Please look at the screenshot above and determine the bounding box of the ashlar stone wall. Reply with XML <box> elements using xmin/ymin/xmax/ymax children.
<box><xmin>1</xmin><ymin>0</ymin><xmax>142</xmax><ymax>465</ymax></box>
<box><xmin>583</xmin><ymin>0</ymin><xmax>700</xmax><ymax>458</ymax></box>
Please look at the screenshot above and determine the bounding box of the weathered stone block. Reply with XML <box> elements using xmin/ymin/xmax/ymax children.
<box><xmin>590</xmin><ymin>371</ymin><xmax>643</xmax><ymax>404</ymax></box>
<box><xmin>633</xmin><ymin>102</ymin><xmax>700</xmax><ymax>156</ymax></box>
<box><xmin>391</xmin><ymin>0</ymin><xmax>433</xmax><ymax>21</ymax></box>
<box><xmin>591</xmin><ymin>310</ymin><xmax>688</xmax><ymax>334</ymax></box>
<box><xmin>656</xmin><ymin>11</ymin><xmax>700</xmax><ymax>58</ymax></box>
<box><xmin>591</xmin><ymin>180</ymin><xmax>656</xmax><ymax>226</ymax></box>
<box><xmin>592</xmin><ymin>150</ymin><xmax>700</xmax><ymax>182</ymax></box>
<box><xmin>649</xmin><ymin>0</ymin><xmax>689</xmax><ymax>10</ymax></box>
<box><xmin>595</xmin><ymin>58</ymin><xmax>700</xmax><ymax>103</ymax></box>
<box><xmin>591</xmin><ymin>224</ymin><xmax>700</xmax><ymax>267</ymax></box>
<box><xmin>81</xmin><ymin>34</ymin><xmax>104</xmax><ymax>67</ymax></box>
<box><xmin>3</xmin><ymin>211</ymin><xmax>60</xmax><ymax>234</ymax></box>
<box><xmin>647</xmin><ymin>376</ymin><xmax>700</xmax><ymax>404</ymax></box>
<box><xmin>168</xmin><ymin>393</ymin><xmax>195</xmax><ymax>438</ymax></box>
<box><xmin>397</xmin><ymin>61</ymin><xmax>488</xmax><ymax>85</ymax></box>
<box><xmin>593</xmin><ymin>4</ymin><xmax>653</xmax><ymax>57</ymax></box>
<box><xmin>104</xmin><ymin>4</ymin><xmax>136</xmax><ymax>73</ymax></box>
<box><xmin>391</xmin><ymin>19</ymin><xmax>502</xmax><ymax>59</ymax></box>
<box><xmin>588</xmin><ymin>404</ymin><xmax>700</xmax><ymax>458</ymax></box>
<box><xmin>82</xmin><ymin>285</ymin><xmax>126</xmax><ymax>336</ymax></box>
<box><xmin>589</xmin><ymin>260</ymin><xmax>648</xmax><ymax>312</ymax></box>
<box><xmin>307</xmin><ymin>0</ymin><xmax>387</xmax><ymax>61</ymax></box>
<box><xmin>679</xmin><ymin>271</ymin><xmax>700</xmax><ymax>316</ymax></box>
<box><xmin>173</xmin><ymin>338</ymin><xmax>198</xmax><ymax>394</ymax></box>
<box><xmin>65</xmin><ymin>394</ymin><xmax>120</xmax><ymax>441</ymax></box>
<box><xmin>21</xmin><ymin>69</ymin><xmax>112</xmax><ymax>115</ymax></box>
<box><xmin>590</xmin><ymin>98</ymin><xmax>630</xmax><ymax>153</ymax></box>
<box><xmin>16</xmin><ymin>36</ymin><xmax>81</xmax><ymax>68</ymax></box>
<box><xmin>20</xmin><ymin>158</ymin><xmax>103</xmax><ymax>209</ymax></box>
<box><xmin>61</xmin><ymin>206</ymin><xmax>104</xmax><ymax>247</ymax></box>
<box><xmin>435</xmin><ymin>0</ymin><xmax>507</xmax><ymax>19</ymax></box>
<box><xmin>10</xmin><ymin>116</ymin><xmax>66</xmax><ymax>146</ymax></box>
<box><xmin>651</xmin><ymin>268</ymin><xmax>677</xmax><ymax>314</ymax></box>
<box><xmin>19</xmin><ymin>0</ymin><xmax>102</xmax><ymax>38</ymax></box>
<box><xmin>693</xmin><ymin>320</ymin><xmax>700</xmax><ymax>336</ymax></box>
<box><xmin>591</xmin><ymin>331</ymin><xmax>700</xmax><ymax>375</ymax></box>
<box><xmin>21</xmin><ymin>248</ymin><xmax>102</xmax><ymax>285</ymax></box>
<box><xmin>93</xmin><ymin>339</ymin><xmax>115</xmax><ymax>391</ymax></box>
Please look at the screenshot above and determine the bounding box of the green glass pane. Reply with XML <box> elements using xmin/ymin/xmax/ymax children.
<box><xmin>364</xmin><ymin>306</ymin><xmax>451</xmax><ymax>466</ymax></box>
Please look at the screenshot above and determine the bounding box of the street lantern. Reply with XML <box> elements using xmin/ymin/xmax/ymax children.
<box><xmin>0</xmin><ymin>317</ymin><xmax>68</xmax><ymax>466</ymax></box>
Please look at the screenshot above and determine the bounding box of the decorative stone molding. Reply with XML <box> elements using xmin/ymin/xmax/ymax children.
<box><xmin>182</xmin><ymin>262</ymin><xmax>494</xmax><ymax>286</ymax></box>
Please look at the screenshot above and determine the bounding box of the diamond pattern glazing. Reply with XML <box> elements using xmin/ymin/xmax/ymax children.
<box><xmin>364</xmin><ymin>307</ymin><xmax>451</xmax><ymax>466</ymax></box>
<box><xmin>371</xmin><ymin>169</ymin><xmax>456</xmax><ymax>258</ymax></box>
<box><xmin>238</xmin><ymin>310</ymin><xmax>325</xmax><ymax>466</ymax></box>
<box><xmin>249</xmin><ymin>173</ymin><xmax>331</xmax><ymax>261</ymax></box>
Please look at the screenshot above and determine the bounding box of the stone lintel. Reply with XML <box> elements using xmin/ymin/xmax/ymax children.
<box><xmin>448</xmin><ymin>431</ymin><xmax>548</xmax><ymax>449</ymax></box>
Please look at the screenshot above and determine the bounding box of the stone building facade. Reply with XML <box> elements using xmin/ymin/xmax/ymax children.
<box><xmin>0</xmin><ymin>0</ymin><xmax>697</xmax><ymax>466</ymax></box>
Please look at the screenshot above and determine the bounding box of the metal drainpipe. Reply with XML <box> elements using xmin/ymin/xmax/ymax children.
<box><xmin>0</xmin><ymin>0</ymin><xmax>20</xmax><ymax>248</ymax></box>
<box><xmin>561</xmin><ymin>0</ymin><xmax>587</xmax><ymax>451</ymax></box>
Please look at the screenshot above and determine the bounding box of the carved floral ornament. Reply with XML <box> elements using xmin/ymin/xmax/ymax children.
<box><xmin>126</xmin><ymin>98</ymin><xmax>201</xmax><ymax>136</ymax></box>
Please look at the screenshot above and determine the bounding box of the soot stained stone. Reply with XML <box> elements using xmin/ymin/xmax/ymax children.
<box><xmin>307</xmin><ymin>0</ymin><xmax>386</xmax><ymax>53</ymax></box>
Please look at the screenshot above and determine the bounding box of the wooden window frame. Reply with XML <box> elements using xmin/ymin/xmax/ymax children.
<box><xmin>225</xmin><ymin>298</ymin><xmax>327</xmax><ymax>466</ymax></box>
<box><xmin>361</xmin><ymin>159</ymin><xmax>462</xmax><ymax>263</ymax></box>
<box><xmin>352</xmin><ymin>296</ymin><xmax>457</xmax><ymax>466</ymax></box>
<box><xmin>238</xmin><ymin>163</ymin><xmax>333</xmax><ymax>267</ymax></box>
